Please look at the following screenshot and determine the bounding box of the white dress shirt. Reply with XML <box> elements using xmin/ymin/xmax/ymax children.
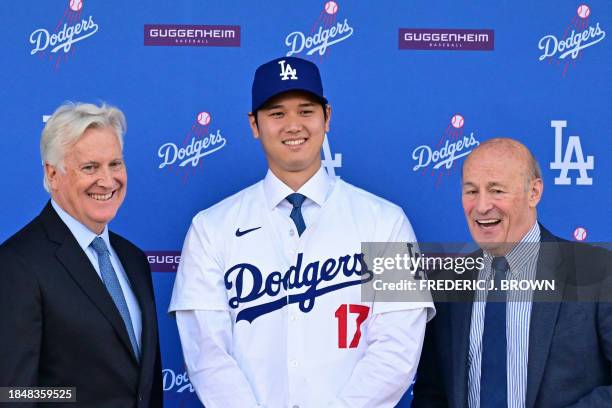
<box><xmin>51</xmin><ymin>199</ymin><xmax>142</xmax><ymax>349</ymax></box>
<box><xmin>468</xmin><ymin>221</ymin><xmax>541</xmax><ymax>408</ymax></box>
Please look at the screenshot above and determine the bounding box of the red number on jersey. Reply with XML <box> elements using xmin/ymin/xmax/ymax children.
<box><xmin>335</xmin><ymin>304</ymin><xmax>370</xmax><ymax>348</ymax></box>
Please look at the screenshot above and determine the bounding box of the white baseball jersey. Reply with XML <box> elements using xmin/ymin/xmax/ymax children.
<box><xmin>169</xmin><ymin>167</ymin><xmax>434</xmax><ymax>408</ymax></box>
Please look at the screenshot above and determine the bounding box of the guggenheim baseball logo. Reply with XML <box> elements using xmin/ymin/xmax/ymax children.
<box><xmin>411</xmin><ymin>114</ymin><xmax>481</xmax><ymax>187</ymax></box>
<box><xmin>538</xmin><ymin>4</ymin><xmax>606</xmax><ymax>77</ymax></box>
<box><xmin>399</xmin><ymin>28</ymin><xmax>494</xmax><ymax>51</ymax></box>
<box><xmin>146</xmin><ymin>251</ymin><xmax>181</xmax><ymax>272</ymax></box>
<box><xmin>157</xmin><ymin>111</ymin><xmax>227</xmax><ymax>183</ymax></box>
<box><xmin>285</xmin><ymin>1</ymin><xmax>354</xmax><ymax>58</ymax></box>
<box><xmin>144</xmin><ymin>24</ymin><xmax>240</xmax><ymax>47</ymax></box>
<box><xmin>29</xmin><ymin>0</ymin><xmax>99</xmax><ymax>68</ymax></box>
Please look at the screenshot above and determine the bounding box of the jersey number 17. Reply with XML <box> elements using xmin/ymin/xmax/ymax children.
<box><xmin>335</xmin><ymin>304</ymin><xmax>370</xmax><ymax>349</ymax></box>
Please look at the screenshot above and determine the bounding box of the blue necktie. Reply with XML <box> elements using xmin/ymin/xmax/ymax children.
<box><xmin>480</xmin><ymin>256</ymin><xmax>509</xmax><ymax>408</ymax></box>
<box><xmin>90</xmin><ymin>237</ymin><xmax>140</xmax><ymax>361</ymax></box>
<box><xmin>286</xmin><ymin>193</ymin><xmax>306</xmax><ymax>236</ymax></box>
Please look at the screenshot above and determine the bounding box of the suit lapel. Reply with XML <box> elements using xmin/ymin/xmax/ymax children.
<box><xmin>525</xmin><ymin>227</ymin><xmax>567</xmax><ymax>408</ymax></box>
<box><xmin>450</xmin><ymin>257</ymin><xmax>478</xmax><ymax>408</ymax></box>
<box><xmin>40</xmin><ymin>202</ymin><xmax>138</xmax><ymax>365</ymax></box>
<box><xmin>451</xmin><ymin>300</ymin><xmax>473</xmax><ymax>408</ymax></box>
<box><xmin>111</xmin><ymin>233</ymin><xmax>155</xmax><ymax>372</ymax></box>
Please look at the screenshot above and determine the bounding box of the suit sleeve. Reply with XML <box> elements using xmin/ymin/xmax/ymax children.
<box><xmin>411</xmin><ymin>314</ymin><xmax>449</xmax><ymax>408</ymax></box>
<box><xmin>566</xmin><ymin>251</ymin><xmax>612</xmax><ymax>408</ymax></box>
<box><xmin>0</xmin><ymin>244</ymin><xmax>42</xmax><ymax>391</ymax></box>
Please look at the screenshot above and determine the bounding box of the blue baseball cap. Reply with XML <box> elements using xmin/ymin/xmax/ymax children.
<box><xmin>251</xmin><ymin>56</ymin><xmax>328</xmax><ymax>112</ymax></box>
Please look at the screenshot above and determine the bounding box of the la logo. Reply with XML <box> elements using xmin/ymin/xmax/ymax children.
<box><xmin>550</xmin><ymin>120</ymin><xmax>594</xmax><ymax>185</ymax></box>
<box><xmin>278</xmin><ymin>60</ymin><xmax>298</xmax><ymax>80</ymax></box>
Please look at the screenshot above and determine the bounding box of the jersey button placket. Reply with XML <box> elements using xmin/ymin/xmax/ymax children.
<box><xmin>287</xmin><ymin>245</ymin><xmax>304</xmax><ymax>406</ymax></box>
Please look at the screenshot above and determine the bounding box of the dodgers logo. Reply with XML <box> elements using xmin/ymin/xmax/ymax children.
<box><xmin>538</xmin><ymin>4</ymin><xmax>606</xmax><ymax>77</ymax></box>
<box><xmin>411</xmin><ymin>114</ymin><xmax>480</xmax><ymax>188</ymax></box>
<box><xmin>225</xmin><ymin>253</ymin><xmax>373</xmax><ymax>323</ymax></box>
<box><xmin>284</xmin><ymin>1</ymin><xmax>354</xmax><ymax>59</ymax></box>
<box><xmin>278</xmin><ymin>60</ymin><xmax>298</xmax><ymax>80</ymax></box>
<box><xmin>550</xmin><ymin>120</ymin><xmax>594</xmax><ymax>185</ymax></box>
<box><xmin>157</xmin><ymin>111</ymin><xmax>228</xmax><ymax>183</ymax></box>
<box><xmin>29</xmin><ymin>0</ymin><xmax>99</xmax><ymax>68</ymax></box>
<box><xmin>162</xmin><ymin>368</ymin><xmax>194</xmax><ymax>394</ymax></box>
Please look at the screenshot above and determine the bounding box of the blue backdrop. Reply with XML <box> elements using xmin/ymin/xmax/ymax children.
<box><xmin>1</xmin><ymin>1</ymin><xmax>610</xmax><ymax>406</ymax></box>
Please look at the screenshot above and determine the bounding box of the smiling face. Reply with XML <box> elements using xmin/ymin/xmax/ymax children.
<box><xmin>248</xmin><ymin>90</ymin><xmax>331</xmax><ymax>189</ymax></box>
<box><xmin>461</xmin><ymin>141</ymin><xmax>542</xmax><ymax>255</ymax></box>
<box><xmin>47</xmin><ymin>126</ymin><xmax>127</xmax><ymax>234</ymax></box>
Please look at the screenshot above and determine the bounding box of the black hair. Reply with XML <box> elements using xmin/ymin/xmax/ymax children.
<box><xmin>253</xmin><ymin>99</ymin><xmax>328</xmax><ymax>127</ymax></box>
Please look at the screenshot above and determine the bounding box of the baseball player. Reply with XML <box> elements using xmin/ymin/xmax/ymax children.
<box><xmin>169</xmin><ymin>56</ymin><xmax>434</xmax><ymax>408</ymax></box>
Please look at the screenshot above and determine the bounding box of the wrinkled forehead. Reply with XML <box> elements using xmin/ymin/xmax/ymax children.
<box><xmin>66</xmin><ymin>127</ymin><xmax>123</xmax><ymax>158</ymax></box>
<box><xmin>463</xmin><ymin>145</ymin><xmax>529</xmax><ymax>180</ymax></box>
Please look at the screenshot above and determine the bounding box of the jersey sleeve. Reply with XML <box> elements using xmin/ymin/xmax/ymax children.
<box><xmin>169</xmin><ymin>213</ymin><xmax>229</xmax><ymax>312</ymax></box>
<box><xmin>176</xmin><ymin>310</ymin><xmax>262</xmax><ymax>407</ymax></box>
<box><xmin>370</xmin><ymin>207</ymin><xmax>435</xmax><ymax>320</ymax></box>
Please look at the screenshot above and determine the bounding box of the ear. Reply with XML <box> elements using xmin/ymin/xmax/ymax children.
<box><xmin>528</xmin><ymin>177</ymin><xmax>543</xmax><ymax>208</ymax></box>
<box><xmin>45</xmin><ymin>163</ymin><xmax>59</xmax><ymax>191</ymax></box>
<box><xmin>324</xmin><ymin>104</ymin><xmax>331</xmax><ymax>133</ymax></box>
<box><xmin>248</xmin><ymin>112</ymin><xmax>260</xmax><ymax>139</ymax></box>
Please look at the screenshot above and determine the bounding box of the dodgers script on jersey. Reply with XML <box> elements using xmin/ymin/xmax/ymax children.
<box><xmin>169</xmin><ymin>168</ymin><xmax>434</xmax><ymax>407</ymax></box>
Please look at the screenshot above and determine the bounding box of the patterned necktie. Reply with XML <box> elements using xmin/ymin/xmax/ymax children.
<box><xmin>286</xmin><ymin>193</ymin><xmax>306</xmax><ymax>236</ymax></box>
<box><xmin>480</xmin><ymin>256</ymin><xmax>509</xmax><ymax>408</ymax></box>
<box><xmin>90</xmin><ymin>237</ymin><xmax>140</xmax><ymax>361</ymax></box>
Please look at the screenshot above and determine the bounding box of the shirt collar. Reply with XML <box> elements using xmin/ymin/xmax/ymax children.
<box><xmin>263</xmin><ymin>166</ymin><xmax>333</xmax><ymax>210</ymax></box>
<box><xmin>51</xmin><ymin>199</ymin><xmax>111</xmax><ymax>252</ymax></box>
<box><xmin>483</xmin><ymin>220</ymin><xmax>541</xmax><ymax>277</ymax></box>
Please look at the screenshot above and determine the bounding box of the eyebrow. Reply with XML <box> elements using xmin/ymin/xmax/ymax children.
<box><xmin>78</xmin><ymin>158</ymin><xmax>123</xmax><ymax>166</ymax></box>
<box><xmin>462</xmin><ymin>181</ymin><xmax>506</xmax><ymax>188</ymax></box>
<box><xmin>79</xmin><ymin>161</ymin><xmax>99</xmax><ymax>166</ymax></box>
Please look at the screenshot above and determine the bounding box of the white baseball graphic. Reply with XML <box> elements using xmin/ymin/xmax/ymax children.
<box><xmin>577</xmin><ymin>4</ymin><xmax>591</xmax><ymax>19</ymax></box>
<box><xmin>197</xmin><ymin>111</ymin><xmax>211</xmax><ymax>126</ymax></box>
<box><xmin>451</xmin><ymin>114</ymin><xmax>464</xmax><ymax>129</ymax></box>
<box><xmin>573</xmin><ymin>227</ymin><xmax>587</xmax><ymax>241</ymax></box>
<box><xmin>325</xmin><ymin>1</ymin><xmax>339</xmax><ymax>15</ymax></box>
<box><xmin>69</xmin><ymin>0</ymin><xmax>83</xmax><ymax>12</ymax></box>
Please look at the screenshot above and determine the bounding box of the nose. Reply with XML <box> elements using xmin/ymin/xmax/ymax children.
<box><xmin>284</xmin><ymin>112</ymin><xmax>303</xmax><ymax>134</ymax></box>
<box><xmin>97</xmin><ymin>166</ymin><xmax>115</xmax><ymax>189</ymax></box>
<box><xmin>475</xmin><ymin>192</ymin><xmax>493</xmax><ymax>214</ymax></box>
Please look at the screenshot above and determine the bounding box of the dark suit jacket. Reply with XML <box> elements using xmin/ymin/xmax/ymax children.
<box><xmin>0</xmin><ymin>202</ymin><xmax>163</xmax><ymax>407</ymax></box>
<box><xmin>412</xmin><ymin>225</ymin><xmax>612</xmax><ymax>408</ymax></box>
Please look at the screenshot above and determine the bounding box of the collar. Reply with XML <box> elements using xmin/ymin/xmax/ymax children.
<box><xmin>263</xmin><ymin>166</ymin><xmax>333</xmax><ymax>210</ymax></box>
<box><xmin>483</xmin><ymin>221</ymin><xmax>541</xmax><ymax>278</ymax></box>
<box><xmin>51</xmin><ymin>199</ymin><xmax>111</xmax><ymax>252</ymax></box>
